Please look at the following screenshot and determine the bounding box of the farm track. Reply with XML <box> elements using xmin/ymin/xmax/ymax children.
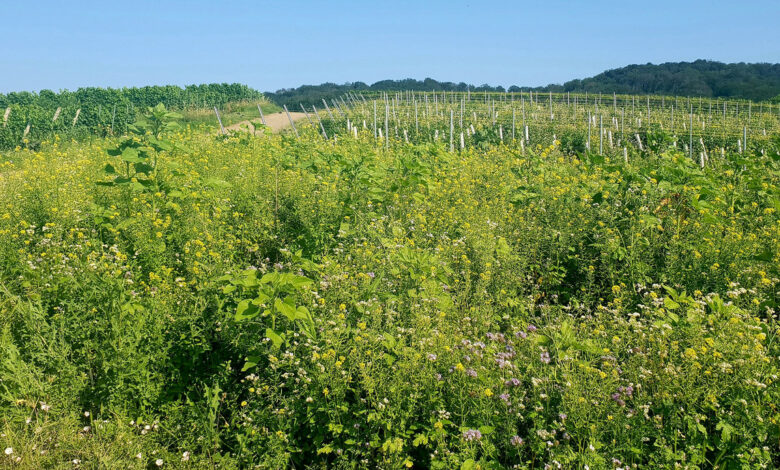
<box><xmin>225</xmin><ymin>111</ymin><xmax>308</xmax><ymax>134</ymax></box>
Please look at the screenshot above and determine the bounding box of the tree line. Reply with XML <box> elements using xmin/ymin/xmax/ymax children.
<box><xmin>265</xmin><ymin>61</ymin><xmax>780</xmax><ymax>108</ymax></box>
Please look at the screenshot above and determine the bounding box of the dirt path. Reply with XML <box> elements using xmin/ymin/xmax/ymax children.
<box><xmin>225</xmin><ymin>111</ymin><xmax>309</xmax><ymax>134</ymax></box>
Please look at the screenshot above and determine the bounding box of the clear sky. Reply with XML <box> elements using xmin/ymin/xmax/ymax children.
<box><xmin>2</xmin><ymin>0</ymin><xmax>778</xmax><ymax>94</ymax></box>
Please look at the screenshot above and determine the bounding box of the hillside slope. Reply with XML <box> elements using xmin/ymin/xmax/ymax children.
<box><xmin>546</xmin><ymin>60</ymin><xmax>780</xmax><ymax>101</ymax></box>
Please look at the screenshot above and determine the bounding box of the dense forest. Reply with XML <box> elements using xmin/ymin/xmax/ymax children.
<box><xmin>266</xmin><ymin>61</ymin><xmax>780</xmax><ymax>107</ymax></box>
<box><xmin>547</xmin><ymin>60</ymin><xmax>780</xmax><ymax>101</ymax></box>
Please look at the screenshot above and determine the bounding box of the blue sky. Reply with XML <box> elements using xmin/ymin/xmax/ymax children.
<box><xmin>1</xmin><ymin>0</ymin><xmax>778</xmax><ymax>93</ymax></box>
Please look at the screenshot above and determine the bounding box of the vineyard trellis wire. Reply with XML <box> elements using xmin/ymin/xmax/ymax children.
<box><xmin>285</xmin><ymin>90</ymin><xmax>780</xmax><ymax>164</ymax></box>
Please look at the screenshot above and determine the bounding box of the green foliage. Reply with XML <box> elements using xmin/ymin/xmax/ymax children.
<box><xmin>0</xmin><ymin>84</ymin><xmax>263</xmax><ymax>150</ymax></box>
<box><xmin>99</xmin><ymin>104</ymin><xmax>182</xmax><ymax>193</ymax></box>
<box><xmin>551</xmin><ymin>60</ymin><xmax>780</xmax><ymax>101</ymax></box>
<box><xmin>266</xmin><ymin>61</ymin><xmax>780</xmax><ymax>108</ymax></box>
<box><xmin>0</xmin><ymin>98</ymin><xmax>778</xmax><ymax>468</ymax></box>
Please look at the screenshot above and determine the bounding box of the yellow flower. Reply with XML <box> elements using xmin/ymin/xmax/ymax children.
<box><xmin>484</xmin><ymin>388</ymin><xmax>493</xmax><ymax>397</ymax></box>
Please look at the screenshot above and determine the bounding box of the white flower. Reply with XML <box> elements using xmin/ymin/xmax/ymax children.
<box><xmin>155</xmin><ymin>458</ymin><xmax>164</xmax><ymax>467</ymax></box>
<box><xmin>135</xmin><ymin>453</ymin><xmax>143</xmax><ymax>459</ymax></box>
<box><xmin>83</xmin><ymin>411</ymin><xmax>90</xmax><ymax>418</ymax></box>
<box><xmin>181</xmin><ymin>451</ymin><xmax>190</xmax><ymax>462</ymax></box>
<box><xmin>4</xmin><ymin>447</ymin><xmax>12</xmax><ymax>456</ymax></box>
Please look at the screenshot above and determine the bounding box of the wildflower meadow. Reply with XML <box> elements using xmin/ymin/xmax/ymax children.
<box><xmin>0</xmin><ymin>95</ymin><xmax>778</xmax><ymax>469</ymax></box>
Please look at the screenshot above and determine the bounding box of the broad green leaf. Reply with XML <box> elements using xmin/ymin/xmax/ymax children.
<box><xmin>294</xmin><ymin>305</ymin><xmax>312</xmax><ymax>322</ymax></box>
<box><xmin>461</xmin><ymin>459</ymin><xmax>476</xmax><ymax>470</ymax></box>
<box><xmin>241</xmin><ymin>355</ymin><xmax>262</xmax><ymax>372</ymax></box>
<box><xmin>275</xmin><ymin>297</ymin><xmax>297</xmax><ymax>321</ymax></box>
<box><xmin>222</xmin><ymin>285</ymin><xmax>236</xmax><ymax>294</ymax></box>
<box><xmin>255</xmin><ymin>292</ymin><xmax>270</xmax><ymax>305</ymax></box>
<box><xmin>266</xmin><ymin>328</ymin><xmax>284</xmax><ymax>349</ymax></box>
<box><xmin>235</xmin><ymin>299</ymin><xmax>260</xmax><ymax>321</ymax></box>
<box><xmin>290</xmin><ymin>275</ymin><xmax>313</xmax><ymax>289</ymax></box>
<box><xmin>121</xmin><ymin>148</ymin><xmax>143</xmax><ymax>163</ymax></box>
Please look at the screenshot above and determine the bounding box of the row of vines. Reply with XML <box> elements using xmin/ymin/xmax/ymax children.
<box><xmin>0</xmin><ymin>83</ymin><xmax>262</xmax><ymax>150</ymax></box>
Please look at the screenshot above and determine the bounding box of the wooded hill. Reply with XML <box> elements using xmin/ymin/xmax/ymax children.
<box><xmin>265</xmin><ymin>61</ymin><xmax>780</xmax><ymax>107</ymax></box>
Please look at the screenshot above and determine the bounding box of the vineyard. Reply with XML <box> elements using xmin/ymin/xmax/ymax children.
<box><xmin>0</xmin><ymin>91</ymin><xmax>778</xmax><ymax>469</ymax></box>
<box><xmin>309</xmin><ymin>90</ymin><xmax>780</xmax><ymax>158</ymax></box>
<box><xmin>0</xmin><ymin>84</ymin><xmax>263</xmax><ymax>150</ymax></box>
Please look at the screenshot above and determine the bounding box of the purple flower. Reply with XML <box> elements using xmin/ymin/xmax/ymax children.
<box><xmin>466</xmin><ymin>368</ymin><xmax>478</xmax><ymax>378</ymax></box>
<box><xmin>495</xmin><ymin>359</ymin><xmax>511</xmax><ymax>369</ymax></box>
<box><xmin>558</xmin><ymin>413</ymin><xmax>567</xmax><ymax>421</ymax></box>
<box><xmin>462</xmin><ymin>429</ymin><xmax>482</xmax><ymax>442</ymax></box>
<box><xmin>427</xmin><ymin>353</ymin><xmax>437</xmax><ymax>361</ymax></box>
<box><xmin>367</xmin><ymin>272</ymin><xmax>375</xmax><ymax>279</ymax></box>
<box><xmin>510</xmin><ymin>435</ymin><xmax>524</xmax><ymax>446</ymax></box>
<box><xmin>540</xmin><ymin>351</ymin><xmax>551</xmax><ymax>364</ymax></box>
<box><xmin>487</xmin><ymin>332</ymin><xmax>506</xmax><ymax>343</ymax></box>
<box><xmin>435</xmin><ymin>373</ymin><xmax>443</xmax><ymax>381</ymax></box>
<box><xmin>515</xmin><ymin>331</ymin><xmax>527</xmax><ymax>339</ymax></box>
<box><xmin>611</xmin><ymin>392</ymin><xmax>625</xmax><ymax>407</ymax></box>
<box><xmin>499</xmin><ymin>393</ymin><xmax>511</xmax><ymax>404</ymax></box>
<box><xmin>505</xmin><ymin>378</ymin><xmax>521</xmax><ymax>387</ymax></box>
<box><xmin>527</xmin><ymin>324</ymin><xmax>537</xmax><ymax>332</ymax></box>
